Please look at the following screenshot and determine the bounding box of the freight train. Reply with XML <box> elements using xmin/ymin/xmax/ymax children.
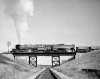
<box><xmin>11</xmin><ymin>44</ymin><xmax>92</xmax><ymax>54</ymax></box>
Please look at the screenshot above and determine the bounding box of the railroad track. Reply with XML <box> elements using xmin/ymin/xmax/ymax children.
<box><xmin>35</xmin><ymin>68</ymin><xmax>61</xmax><ymax>79</ymax></box>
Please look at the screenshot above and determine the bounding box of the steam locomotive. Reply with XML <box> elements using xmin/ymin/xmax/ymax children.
<box><xmin>11</xmin><ymin>44</ymin><xmax>75</xmax><ymax>53</ymax></box>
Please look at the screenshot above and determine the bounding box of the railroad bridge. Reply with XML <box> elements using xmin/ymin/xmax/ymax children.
<box><xmin>11</xmin><ymin>44</ymin><xmax>76</xmax><ymax>67</ymax></box>
<box><xmin>12</xmin><ymin>52</ymin><xmax>76</xmax><ymax>67</ymax></box>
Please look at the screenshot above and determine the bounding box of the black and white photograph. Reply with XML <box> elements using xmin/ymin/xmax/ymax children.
<box><xmin>0</xmin><ymin>0</ymin><xmax>100</xmax><ymax>79</ymax></box>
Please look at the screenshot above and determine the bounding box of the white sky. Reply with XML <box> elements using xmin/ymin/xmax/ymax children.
<box><xmin>0</xmin><ymin>0</ymin><xmax>100</xmax><ymax>52</ymax></box>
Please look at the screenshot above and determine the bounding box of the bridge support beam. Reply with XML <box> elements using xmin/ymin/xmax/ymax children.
<box><xmin>14</xmin><ymin>55</ymin><xmax>15</xmax><ymax>61</ymax></box>
<box><xmin>52</xmin><ymin>55</ymin><xmax>60</xmax><ymax>67</ymax></box>
<box><xmin>29</xmin><ymin>56</ymin><xmax>31</xmax><ymax>64</ymax></box>
<box><xmin>29</xmin><ymin>56</ymin><xmax>37</xmax><ymax>67</ymax></box>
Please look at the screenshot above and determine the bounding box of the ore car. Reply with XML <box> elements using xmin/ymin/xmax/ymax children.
<box><xmin>76</xmin><ymin>46</ymin><xmax>91</xmax><ymax>53</ymax></box>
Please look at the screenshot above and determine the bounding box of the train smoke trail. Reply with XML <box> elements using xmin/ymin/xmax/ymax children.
<box><xmin>3</xmin><ymin>0</ymin><xmax>34</xmax><ymax>44</ymax></box>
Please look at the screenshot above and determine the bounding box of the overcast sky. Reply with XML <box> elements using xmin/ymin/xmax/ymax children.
<box><xmin>0</xmin><ymin>0</ymin><xmax>100</xmax><ymax>52</ymax></box>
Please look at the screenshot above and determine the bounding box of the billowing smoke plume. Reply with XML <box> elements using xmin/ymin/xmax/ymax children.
<box><xmin>3</xmin><ymin>0</ymin><xmax>34</xmax><ymax>44</ymax></box>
